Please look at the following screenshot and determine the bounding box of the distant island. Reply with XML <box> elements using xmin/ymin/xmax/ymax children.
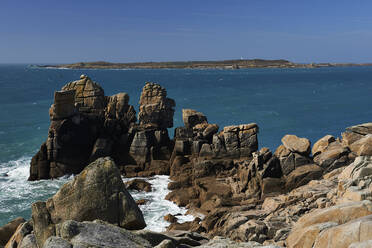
<box><xmin>36</xmin><ymin>59</ymin><xmax>372</xmax><ymax>69</ymax></box>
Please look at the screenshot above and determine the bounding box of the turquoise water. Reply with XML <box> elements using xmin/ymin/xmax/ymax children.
<box><xmin>0</xmin><ymin>64</ymin><xmax>371</xmax><ymax>226</ymax></box>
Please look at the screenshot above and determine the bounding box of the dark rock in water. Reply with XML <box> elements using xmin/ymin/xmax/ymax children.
<box><xmin>0</xmin><ymin>173</ymin><xmax>8</xmax><ymax>177</ymax></box>
<box><xmin>31</xmin><ymin>157</ymin><xmax>145</xmax><ymax>247</ymax></box>
<box><xmin>0</xmin><ymin>217</ymin><xmax>26</xmax><ymax>246</ymax></box>
<box><xmin>136</xmin><ymin>199</ymin><xmax>149</xmax><ymax>205</ymax></box>
<box><xmin>125</xmin><ymin>179</ymin><xmax>152</xmax><ymax>192</ymax></box>
<box><xmin>164</xmin><ymin>214</ymin><xmax>178</xmax><ymax>223</ymax></box>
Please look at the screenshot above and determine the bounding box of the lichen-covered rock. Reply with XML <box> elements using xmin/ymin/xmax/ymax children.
<box><xmin>4</xmin><ymin>221</ymin><xmax>33</xmax><ymax>248</ymax></box>
<box><xmin>54</xmin><ymin>220</ymin><xmax>151</xmax><ymax>248</ymax></box>
<box><xmin>138</xmin><ymin>82</ymin><xmax>175</xmax><ymax>129</ymax></box>
<box><xmin>32</xmin><ymin>157</ymin><xmax>145</xmax><ymax>247</ymax></box>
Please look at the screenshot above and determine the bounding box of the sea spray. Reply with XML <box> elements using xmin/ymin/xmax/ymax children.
<box><xmin>0</xmin><ymin>157</ymin><xmax>71</xmax><ymax>226</ymax></box>
<box><xmin>123</xmin><ymin>175</ymin><xmax>195</xmax><ymax>232</ymax></box>
<box><xmin>0</xmin><ymin>157</ymin><xmax>194</xmax><ymax>231</ymax></box>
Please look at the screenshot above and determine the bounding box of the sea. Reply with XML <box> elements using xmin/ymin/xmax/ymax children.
<box><xmin>0</xmin><ymin>64</ymin><xmax>371</xmax><ymax>230</ymax></box>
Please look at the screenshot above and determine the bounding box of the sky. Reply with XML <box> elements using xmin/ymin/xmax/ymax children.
<box><xmin>1</xmin><ymin>0</ymin><xmax>372</xmax><ymax>64</ymax></box>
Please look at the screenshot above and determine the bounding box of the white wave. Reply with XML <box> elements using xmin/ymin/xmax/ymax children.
<box><xmin>123</xmin><ymin>175</ymin><xmax>195</xmax><ymax>232</ymax></box>
<box><xmin>0</xmin><ymin>157</ymin><xmax>71</xmax><ymax>225</ymax></box>
<box><xmin>0</xmin><ymin>158</ymin><xmax>194</xmax><ymax>231</ymax></box>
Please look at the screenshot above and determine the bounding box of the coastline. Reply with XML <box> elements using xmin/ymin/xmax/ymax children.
<box><xmin>34</xmin><ymin>59</ymin><xmax>372</xmax><ymax>70</ymax></box>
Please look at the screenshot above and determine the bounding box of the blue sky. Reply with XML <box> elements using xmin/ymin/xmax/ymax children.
<box><xmin>1</xmin><ymin>0</ymin><xmax>372</xmax><ymax>63</ymax></box>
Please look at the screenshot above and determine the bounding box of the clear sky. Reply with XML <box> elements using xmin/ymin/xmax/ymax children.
<box><xmin>1</xmin><ymin>0</ymin><xmax>372</xmax><ymax>64</ymax></box>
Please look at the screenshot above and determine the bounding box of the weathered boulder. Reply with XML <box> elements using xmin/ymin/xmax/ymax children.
<box><xmin>182</xmin><ymin>109</ymin><xmax>208</xmax><ymax>128</ymax></box>
<box><xmin>274</xmin><ymin>144</ymin><xmax>311</xmax><ymax>176</ymax></box>
<box><xmin>313</xmin><ymin>140</ymin><xmax>350</xmax><ymax>172</ymax></box>
<box><xmin>346</xmin><ymin>123</ymin><xmax>372</xmax><ymax>136</ymax></box>
<box><xmin>313</xmin><ymin>215</ymin><xmax>372</xmax><ymax>248</ymax></box>
<box><xmin>284</xmin><ymin>164</ymin><xmax>323</xmax><ymax>191</ymax></box>
<box><xmin>32</xmin><ymin>157</ymin><xmax>145</xmax><ymax>247</ymax></box>
<box><xmin>4</xmin><ymin>221</ymin><xmax>33</xmax><ymax>248</ymax></box>
<box><xmin>349</xmin><ymin>134</ymin><xmax>372</xmax><ymax>156</ymax></box>
<box><xmin>286</xmin><ymin>200</ymin><xmax>372</xmax><ymax>248</ymax></box>
<box><xmin>52</xmin><ymin>220</ymin><xmax>151</xmax><ymax>248</ymax></box>
<box><xmin>0</xmin><ymin>217</ymin><xmax>25</xmax><ymax>246</ymax></box>
<box><xmin>281</xmin><ymin>135</ymin><xmax>311</xmax><ymax>155</ymax></box>
<box><xmin>138</xmin><ymin>82</ymin><xmax>175</xmax><ymax>129</ymax></box>
<box><xmin>312</xmin><ymin>135</ymin><xmax>335</xmax><ymax>157</ymax></box>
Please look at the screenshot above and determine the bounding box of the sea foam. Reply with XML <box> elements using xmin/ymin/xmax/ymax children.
<box><xmin>0</xmin><ymin>158</ymin><xmax>194</xmax><ymax>231</ymax></box>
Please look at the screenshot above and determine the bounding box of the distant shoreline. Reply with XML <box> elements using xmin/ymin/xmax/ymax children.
<box><xmin>35</xmin><ymin>59</ymin><xmax>372</xmax><ymax>70</ymax></box>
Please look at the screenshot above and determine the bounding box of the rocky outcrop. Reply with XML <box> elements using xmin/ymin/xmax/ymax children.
<box><xmin>29</xmin><ymin>77</ymin><xmax>176</xmax><ymax>180</ymax></box>
<box><xmin>274</xmin><ymin>135</ymin><xmax>312</xmax><ymax>176</ymax></box>
<box><xmin>31</xmin><ymin>157</ymin><xmax>145</xmax><ymax>247</ymax></box>
<box><xmin>29</xmin><ymin>75</ymin><xmax>137</xmax><ymax>180</ymax></box>
<box><xmin>0</xmin><ymin>217</ymin><xmax>25</xmax><ymax>247</ymax></box>
<box><xmin>138</xmin><ymin>82</ymin><xmax>175</xmax><ymax>129</ymax></box>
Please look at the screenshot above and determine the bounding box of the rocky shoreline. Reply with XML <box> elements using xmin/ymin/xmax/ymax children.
<box><xmin>1</xmin><ymin>74</ymin><xmax>372</xmax><ymax>247</ymax></box>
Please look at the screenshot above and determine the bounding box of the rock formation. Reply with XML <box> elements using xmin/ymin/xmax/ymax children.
<box><xmin>24</xmin><ymin>75</ymin><xmax>372</xmax><ymax>247</ymax></box>
<box><xmin>31</xmin><ymin>157</ymin><xmax>145</xmax><ymax>247</ymax></box>
<box><xmin>29</xmin><ymin>76</ymin><xmax>175</xmax><ymax>180</ymax></box>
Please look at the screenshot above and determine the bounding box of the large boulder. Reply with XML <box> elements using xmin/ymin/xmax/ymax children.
<box><xmin>138</xmin><ymin>82</ymin><xmax>175</xmax><ymax>129</ymax></box>
<box><xmin>4</xmin><ymin>221</ymin><xmax>33</xmax><ymax>248</ymax></box>
<box><xmin>32</xmin><ymin>157</ymin><xmax>145</xmax><ymax>247</ymax></box>
<box><xmin>286</xmin><ymin>200</ymin><xmax>372</xmax><ymax>248</ymax></box>
<box><xmin>313</xmin><ymin>215</ymin><xmax>372</xmax><ymax>248</ymax></box>
<box><xmin>313</xmin><ymin>140</ymin><xmax>350</xmax><ymax>172</ymax></box>
<box><xmin>281</xmin><ymin>135</ymin><xmax>311</xmax><ymax>155</ymax></box>
<box><xmin>0</xmin><ymin>217</ymin><xmax>25</xmax><ymax>246</ymax></box>
<box><xmin>349</xmin><ymin>134</ymin><xmax>372</xmax><ymax>156</ymax></box>
<box><xmin>312</xmin><ymin>135</ymin><xmax>335</xmax><ymax>157</ymax></box>
<box><xmin>44</xmin><ymin>220</ymin><xmax>152</xmax><ymax>248</ymax></box>
<box><xmin>274</xmin><ymin>144</ymin><xmax>311</xmax><ymax>176</ymax></box>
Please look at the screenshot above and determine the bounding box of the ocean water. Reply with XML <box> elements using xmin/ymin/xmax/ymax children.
<box><xmin>0</xmin><ymin>64</ymin><xmax>371</xmax><ymax>227</ymax></box>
